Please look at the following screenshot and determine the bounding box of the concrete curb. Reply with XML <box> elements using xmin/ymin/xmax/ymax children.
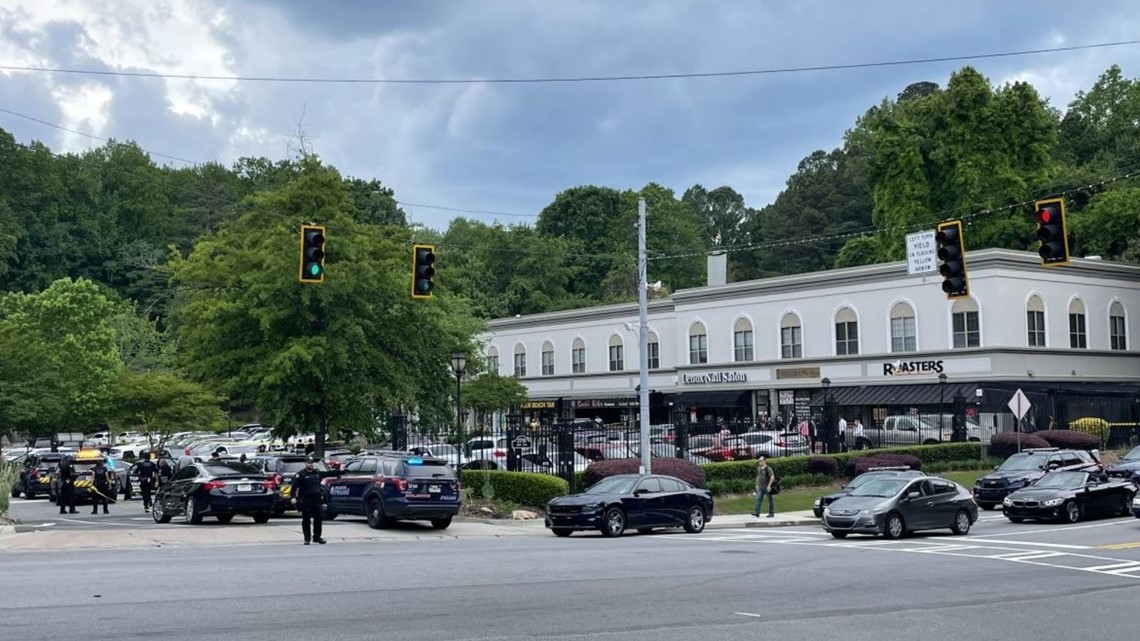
<box><xmin>741</xmin><ymin>518</ymin><xmax>820</xmax><ymax>528</ymax></box>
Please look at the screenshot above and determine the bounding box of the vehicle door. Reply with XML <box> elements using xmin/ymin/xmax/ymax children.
<box><xmin>627</xmin><ymin>478</ymin><xmax>664</xmax><ymax>527</ymax></box>
<box><xmin>327</xmin><ymin>458</ymin><xmax>376</xmax><ymax>513</ymax></box>
<box><xmin>892</xmin><ymin>418</ymin><xmax>921</xmax><ymax>447</ymax></box>
<box><xmin>165</xmin><ymin>465</ymin><xmax>199</xmax><ymax>511</ymax></box>
<box><xmin>927</xmin><ymin>479</ymin><xmax>961</xmax><ymax>527</ymax></box>
<box><xmin>897</xmin><ymin>480</ymin><xmax>934</xmax><ymax>529</ymax></box>
<box><xmin>656</xmin><ymin>477</ymin><xmax>688</xmax><ymax>525</ymax></box>
<box><xmin>1078</xmin><ymin>472</ymin><xmax>1113</xmax><ymax>515</ymax></box>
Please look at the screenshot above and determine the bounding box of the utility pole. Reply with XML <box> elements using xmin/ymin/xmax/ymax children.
<box><xmin>637</xmin><ymin>198</ymin><xmax>651</xmax><ymax>476</ymax></box>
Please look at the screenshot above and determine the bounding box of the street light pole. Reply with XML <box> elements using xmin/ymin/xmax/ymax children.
<box><xmin>820</xmin><ymin>377</ymin><xmax>831</xmax><ymax>453</ymax></box>
<box><xmin>939</xmin><ymin>373</ymin><xmax>948</xmax><ymax>442</ymax></box>
<box><xmin>450</xmin><ymin>352</ymin><xmax>467</xmax><ymax>459</ymax></box>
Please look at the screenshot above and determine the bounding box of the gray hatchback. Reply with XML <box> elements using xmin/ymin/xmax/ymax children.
<box><xmin>821</xmin><ymin>475</ymin><xmax>978</xmax><ymax>539</ymax></box>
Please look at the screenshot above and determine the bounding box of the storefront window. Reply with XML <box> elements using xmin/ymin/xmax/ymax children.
<box><xmin>647</xmin><ymin>332</ymin><xmax>660</xmax><ymax>369</ymax></box>
<box><xmin>1027</xmin><ymin>295</ymin><xmax>1046</xmax><ymax>347</ymax></box>
<box><xmin>1068</xmin><ymin>299</ymin><xmax>1087</xmax><ymax>349</ymax></box>
<box><xmin>513</xmin><ymin>346</ymin><xmax>527</xmax><ymax>377</ymax></box>
<box><xmin>733</xmin><ymin>317</ymin><xmax>754</xmax><ymax>362</ymax></box>
<box><xmin>951</xmin><ymin>298</ymin><xmax>980</xmax><ymax>348</ymax></box>
<box><xmin>835</xmin><ymin>307</ymin><xmax>858</xmax><ymax>355</ymax></box>
<box><xmin>780</xmin><ymin>313</ymin><xmax>802</xmax><ymax>359</ymax></box>
<box><xmin>689</xmin><ymin>322</ymin><xmax>708</xmax><ymax>364</ymax></box>
<box><xmin>1110</xmin><ymin>302</ymin><xmax>1127</xmax><ymax>351</ymax></box>
<box><xmin>608</xmin><ymin>336</ymin><xmax>624</xmax><ymax>372</ymax></box>
<box><xmin>541</xmin><ymin>342</ymin><xmax>555</xmax><ymax>376</ymax></box>
<box><xmin>571</xmin><ymin>338</ymin><xmax>586</xmax><ymax>374</ymax></box>
<box><xmin>890</xmin><ymin>302</ymin><xmax>916</xmax><ymax>353</ymax></box>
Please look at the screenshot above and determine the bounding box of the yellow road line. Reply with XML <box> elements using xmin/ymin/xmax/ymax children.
<box><xmin>1100</xmin><ymin>541</ymin><xmax>1140</xmax><ymax>550</ymax></box>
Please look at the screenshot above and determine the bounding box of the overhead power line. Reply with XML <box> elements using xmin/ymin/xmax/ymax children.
<box><xmin>1</xmin><ymin>39</ymin><xmax>1137</xmax><ymax>85</ymax></box>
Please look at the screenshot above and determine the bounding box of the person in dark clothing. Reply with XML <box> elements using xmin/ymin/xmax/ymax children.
<box><xmin>135</xmin><ymin>455</ymin><xmax>158</xmax><ymax>511</ymax></box>
<box><xmin>57</xmin><ymin>456</ymin><xmax>78</xmax><ymax>515</ymax></box>
<box><xmin>289</xmin><ymin>456</ymin><xmax>341</xmax><ymax>545</ymax></box>
<box><xmin>91</xmin><ymin>457</ymin><xmax>112</xmax><ymax>514</ymax></box>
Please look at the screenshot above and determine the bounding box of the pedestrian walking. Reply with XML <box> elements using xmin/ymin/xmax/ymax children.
<box><xmin>289</xmin><ymin>456</ymin><xmax>341</xmax><ymax>545</ymax></box>
<box><xmin>177</xmin><ymin>446</ymin><xmax>194</xmax><ymax>471</ymax></box>
<box><xmin>752</xmin><ymin>455</ymin><xmax>776</xmax><ymax>519</ymax></box>
<box><xmin>135</xmin><ymin>454</ymin><xmax>158</xmax><ymax>511</ymax></box>
<box><xmin>57</xmin><ymin>456</ymin><xmax>78</xmax><ymax>515</ymax></box>
<box><xmin>91</xmin><ymin>456</ymin><xmax>112</xmax><ymax>515</ymax></box>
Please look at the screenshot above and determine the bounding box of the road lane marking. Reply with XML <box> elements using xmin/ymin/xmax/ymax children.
<box><xmin>1100</xmin><ymin>541</ymin><xmax>1140</xmax><ymax>550</ymax></box>
<box><xmin>733</xmin><ymin>612</ymin><xmax>763</xmax><ymax>618</ymax></box>
<box><xmin>987</xmin><ymin>551</ymin><xmax>1065</xmax><ymax>561</ymax></box>
<box><xmin>969</xmin><ymin>519</ymin><xmax>1134</xmax><ymax>537</ymax></box>
<box><xmin>1083</xmin><ymin>561</ymin><xmax>1140</xmax><ymax>572</ymax></box>
<box><xmin>961</xmin><ymin>538</ymin><xmax>1089</xmax><ymax>550</ymax></box>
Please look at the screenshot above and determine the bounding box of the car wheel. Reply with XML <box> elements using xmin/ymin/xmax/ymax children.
<box><xmin>830</xmin><ymin>531</ymin><xmax>849</xmax><ymax>539</ymax></box>
<box><xmin>431</xmin><ymin>516</ymin><xmax>452</xmax><ymax>530</ymax></box>
<box><xmin>552</xmin><ymin>528</ymin><xmax>572</xmax><ymax>537</ymax></box>
<box><xmin>855</xmin><ymin>439</ymin><xmax>872</xmax><ymax>451</ymax></box>
<box><xmin>183</xmin><ymin>496</ymin><xmax>204</xmax><ymax>525</ymax></box>
<box><xmin>600</xmin><ymin>507</ymin><xmax>626</xmax><ymax>537</ymax></box>
<box><xmin>951</xmin><ymin>510</ymin><xmax>972</xmax><ymax>535</ymax></box>
<box><xmin>883</xmin><ymin>512</ymin><xmax>906</xmax><ymax>539</ymax></box>
<box><xmin>366</xmin><ymin>498</ymin><xmax>388</xmax><ymax>530</ymax></box>
<box><xmin>1007</xmin><ymin>516</ymin><xmax>1024</xmax><ymax>523</ymax></box>
<box><xmin>922</xmin><ymin>439</ymin><xmax>939</xmax><ymax>445</ymax></box>
<box><xmin>684</xmin><ymin>506</ymin><xmax>707</xmax><ymax>534</ymax></box>
<box><xmin>1063</xmin><ymin>500</ymin><xmax>1081</xmax><ymax>523</ymax></box>
<box><xmin>215</xmin><ymin>514</ymin><xmax>234</xmax><ymax>524</ymax></box>
<box><xmin>253</xmin><ymin>513</ymin><xmax>270</xmax><ymax>524</ymax></box>
<box><xmin>152</xmin><ymin>501</ymin><xmax>172</xmax><ymax>524</ymax></box>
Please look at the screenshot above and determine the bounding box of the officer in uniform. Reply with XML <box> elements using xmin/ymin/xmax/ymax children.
<box><xmin>289</xmin><ymin>455</ymin><xmax>341</xmax><ymax>545</ymax></box>
<box><xmin>91</xmin><ymin>456</ymin><xmax>112</xmax><ymax>515</ymax></box>
<box><xmin>57</xmin><ymin>456</ymin><xmax>78</xmax><ymax>515</ymax></box>
<box><xmin>135</xmin><ymin>453</ymin><xmax>159</xmax><ymax>511</ymax></box>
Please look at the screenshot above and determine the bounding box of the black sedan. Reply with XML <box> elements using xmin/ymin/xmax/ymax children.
<box><xmin>544</xmin><ymin>474</ymin><xmax>713</xmax><ymax>537</ymax></box>
<box><xmin>1002</xmin><ymin>471</ymin><xmax>1137</xmax><ymax>523</ymax></box>
<box><xmin>812</xmin><ymin>467</ymin><xmax>924</xmax><ymax>517</ymax></box>
<box><xmin>821</xmin><ymin>475</ymin><xmax>978</xmax><ymax>539</ymax></box>
<box><xmin>1106</xmin><ymin>446</ymin><xmax>1140</xmax><ymax>481</ymax></box>
<box><xmin>152</xmin><ymin>461</ymin><xmax>277</xmax><ymax>525</ymax></box>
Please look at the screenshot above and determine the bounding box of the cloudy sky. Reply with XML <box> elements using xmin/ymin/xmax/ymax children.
<box><xmin>0</xmin><ymin>0</ymin><xmax>1137</xmax><ymax>231</ymax></box>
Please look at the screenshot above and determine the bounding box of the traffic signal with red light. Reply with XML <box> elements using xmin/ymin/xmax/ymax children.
<box><xmin>1034</xmin><ymin>198</ymin><xmax>1070</xmax><ymax>266</ymax></box>
<box><xmin>298</xmin><ymin>225</ymin><xmax>326</xmax><ymax>283</ymax></box>
<box><xmin>411</xmin><ymin>244</ymin><xmax>435</xmax><ymax>299</ymax></box>
<box><xmin>936</xmin><ymin>219</ymin><xmax>969</xmax><ymax>299</ymax></box>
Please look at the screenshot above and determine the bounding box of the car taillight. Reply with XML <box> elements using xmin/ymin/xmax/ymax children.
<box><xmin>203</xmin><ymin>480</ymin><xmax>226</xmax><ymax>490</ymax></box>
<box><xmin>393</xmin><ymin>478</ymin><xmax>409</xmax><ymax>492</ymax></box>
<box><xmin>263</xmin><ymin>478</ymin><xmax>277</xmax><ymax>490</ymax></box>
<box><xmin>274</xmin><ymin>474</ymin><xmax>284</xmax><ymax>487</ymax></box>
<box><xmin>373</xmin><ymin>476</ymin><xmax>386</xmax><ymax>488</ymax></box>
<box><xmin>493</xmin><ymin>450</ymin><xmax>506</xmax><ymax>458</ymax></box>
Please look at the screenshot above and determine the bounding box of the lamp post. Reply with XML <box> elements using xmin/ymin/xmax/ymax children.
<box><xmin>450</xmin><ymin>352</ymin><xmax>467</xmax><ymax>454</ymax></box>
<box><xmin>820</xmin><ymin>377</ymin><xmax>831</xmax><ymax>453</ymax></box>
<box><xmin>938</xmin><ymin>373</ymin><xmax>948</xmax><ymax>441</ymax></box>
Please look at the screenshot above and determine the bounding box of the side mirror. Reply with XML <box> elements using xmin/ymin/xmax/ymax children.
<box><xmin>993</xmin><ymin>465</ymin><xmax>999</xmax><ymax>471</ymax></box>
<box><xmin>1046</xmin><ymin>463</ymin><xmax>1060</xmax><ymax>470</ymax></box>
<box><xmin>906</xmin><ymin>491</ymin><xmax>921</xmax><ymax>500</ymax></box>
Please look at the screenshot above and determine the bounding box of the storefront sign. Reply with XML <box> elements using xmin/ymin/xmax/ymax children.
<box><xmin>776</xmin><ymin>367</ymin><xmax>821</xmax><ymax>380</ymax></box>
<box><xmin>522</xmin><ymin>400</ymin><xmax>556</xmax><ymax>410</ymax></box>
<box><xmin>681</xmin><ymin>371</ymin><xmax>748</xmax><ymax>385</ymax></box>
<box><xmin>570</xmin><ymin>398</ymin><xmax>637</xmax><ymax>409</ymax></box>
<box><xmin>882</xmin><ymin>359</ymin><xmax>945</xmax><ymax>376</ymax></box>
<box><xmin>778</xmin><ymin>390</ymin><xmax>795</xmax><ymax>405</ymax></box>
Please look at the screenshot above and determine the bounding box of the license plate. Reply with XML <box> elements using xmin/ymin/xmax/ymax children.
<box><xmin>429</xmin><ymin>485</ymin><xmax>441</xmax><ymax>493</ymax></box>
<box><xmin>238</xmin><ymin>484</ymin><xmax>252</xmax><ymax>492</ymax></box>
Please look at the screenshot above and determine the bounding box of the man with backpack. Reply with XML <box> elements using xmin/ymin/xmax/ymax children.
<box><xmin>753</xmin><ymin>455</ymin><xmax>777</xmax><ymax>518</ymax></box>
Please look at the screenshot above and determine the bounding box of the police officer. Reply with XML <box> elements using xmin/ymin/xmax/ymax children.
<box><xmin>91</xmin><ymin>456</ymin><xmax>112</xmax><ymax>515</ymax></box>
<box><xmin>135</xmin><ymin>453</ymin><xmax>159</xmax><ymax>511</ymax></box>
<box><xmin>57</xmin><ymin>456</ymin><xmax>78</xmax><ymax>515</ymax></box>
<box><xmin>289</xmin><ymin>455</ymin><xmax>340</xmax><ymax>545</ymax></box>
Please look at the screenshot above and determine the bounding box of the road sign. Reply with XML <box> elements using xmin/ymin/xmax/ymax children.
<box><xmin>511</xmin><ymin>435</ymin><xmax>532</xmax><ymax>450</ymax></box>
<box><xmin>1007</xmin><ymin>389</ymin><xmax>1032</xmax><ymax>420</ymax></box>
<box><xmin>906</xmin><ymin>230</ymin><xmax>938</xmax><ymax>275</ymax></box>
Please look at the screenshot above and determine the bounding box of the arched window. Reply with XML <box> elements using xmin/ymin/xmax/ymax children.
<box><xmin>1068</xmin><ymin>299</ymin><xmax>1087</xmax><ymax>349</ymax></box>
<box><xmin>689</xmin><ymin>322</ymin><xmax>708</xmax><ymax>365</ymax></box>
<box><xmin>513</xmin><ymin>343</ymin><xmax>527</xmax><ymax>378</ymax></box>
<box><xmin>486</xmin><ymin>347</ymin><xmax>500</xmax><ymax>374</ymax></box>
<box><xmin>608</xmin><ymin>334</ymin><xmax>624</xmax><ymax>372</ymax></box>
<box><xmin>1026</xmin><ymin>295</ymin><xmax>1046</xmax><ymax>347</ymax></box>
<box><xmin>890</xmin><ymin>302</ymin><xmax>917</xmax><ymax>353</ymax></box>
<box><xmin>733</xmin><ymin>317</ymin><xmax>754</xmax><ymax>362</ymax></box>
<box><xmin>835</xmin><ymin>307</ymin><xmax>858</xmax><ymax>356</ymax></box>
<box><xmin>647</xmin><ymin>331</ymin><xmax>661</xmax><ymax>370</ymax></box>
<box><xmin>571</xmin><ymin>338</ymin><xmax>586</xmax><ymax>374</ymax></box>
<box><xmin>1110</xmin><ymin>301</ymin><xmax>1127</xmax><ymax>351</ymax></box>
<box><xmin>780</xmin><ymin>313</ymin><xmax>802</xmax><ymax>359</ymax></box>
<box><xmin>541</xmin><ymin>341</ymin><xmax>555</xmax><ymax>376</ymax></box>
<box><xmin>951</xmin><ymin>298</ymin><xmax>980</xmax><ymax>348</ymax></box>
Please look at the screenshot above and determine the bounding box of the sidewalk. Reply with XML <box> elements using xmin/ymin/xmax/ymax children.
<box><xmin>709</xmin><ymin>510</ymin><xmax>819</xmax><ymax>529</ymax></box>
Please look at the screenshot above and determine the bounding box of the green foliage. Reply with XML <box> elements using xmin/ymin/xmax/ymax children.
<box><xmin>462</xmin><ymin>374</ymin><xmax>528</xmax><ymax>428</ymax></box>
<box><xmin>459</xmin><ymin>470</ymin><xmax>569</xmax><ymax>507</ymax></box>
<box><xmin>0</xmin><ymin>461</ymin><xmax>19</xmax><ymax>518</ymax></box>
<box><xmin>109</xmin><ymin>371</ymin><xmax>228</xmax><ymax>437</ymax></box>
<box><xmin>701</xmin><ymin>443</ymin><xmax>983</xmax><ymax>483</ymax></box>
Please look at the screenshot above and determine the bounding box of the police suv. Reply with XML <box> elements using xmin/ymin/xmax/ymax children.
<box><xmin>323</xmin><ymin>453</ymin><xmax>460</xmax><ymax>530</ymax></box>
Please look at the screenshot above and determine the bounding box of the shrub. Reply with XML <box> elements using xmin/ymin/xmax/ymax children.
<box><xmin>987</xmin><ymin>432</ymin><xmax>1050</xmax><ymax>459</ymax></box>
<box><xmin>700</xmin><ymin>443</ymin><xmax>981</xmax><ymax>484</ymax></box>
<box><xmin>1037</xmin><ymin>429</ymin><xmax>1101</xmax><ymax>450</ymax></box>
<box><xmin>707</xmin><ymin>478</ymin><xmax>754</xmax><ymax>496</ymax></box>
<box><xmin>582</xmin><ymin>457</ymin><xmax>707</xmax><ymax>489</ymax></box>
<box><xmin>459</xmin><ymin>470</ymin><xmax>569</xmax><ymax>507</ymax></box>
<box><xmin>1070</xmin><ymin>417</ymin><xmax>1110</xmax><ymax>440</ymax></box>
<box><xmin>778</xmin><ymin>473</ymin><xmax>835</xmax><ymax>489</ymax></box>
<box><xmin>807</xmin><ymin>456</ymin><xmax>838</xmax><ymax>476</ymax></box>
<box><xmin>924</xmin><ymin>458</ymin><xmax>1003</xmax><ymax>473</ymax></box>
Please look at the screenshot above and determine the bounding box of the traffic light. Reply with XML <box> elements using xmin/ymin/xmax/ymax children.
<box><xmin>1034</xmin><ymin>198</ymin><xmax>1070</xmax><ymax>266</ymax></box>
<box><xmin>298</xmin><ymin>225</ymin><xmax>326</xmax><ymax>283</ymax></box>
<box><xmin>935</xmin><ymin>219</ymin><xmax>968</xmax><ymax>299</ymax></box>
<box><xmin>411</xmin><ymin>244</ymin><xmax>435</xmax><ymax>298</ymax></box>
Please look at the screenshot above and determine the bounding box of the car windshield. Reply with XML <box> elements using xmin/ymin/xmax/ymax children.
<box><xmin>1122</xmin><ymin>447</ymin><xmax>1140</xmax><ymax>462</ymax></box>
<box><xmin>202</xmin><ymin>462</ymin><xmax>262</xmax><ymax>476</ymax></box>
<box><xmin>1033</xmin><ymin>471</ymin><xmax>1087</xmax><ymax>489</ymax></box>
<box><xmin>848</xmin><ymin>479</ymin><xmax>909</xmax><ymax>498</ymax></box>
<box><xmin>585</xmin><ymin>477</ymin><xmax>637</xmax><ymax>495</ymax></box>
<box><xmin>405</xmin><ymin>462</ymin><xmax>456</xmax><ymax>479</ymax></box>
<box><xmin>999</xmin><ymin>454</ymin><xmax>1048</xmax><ymax>472</ymax></box>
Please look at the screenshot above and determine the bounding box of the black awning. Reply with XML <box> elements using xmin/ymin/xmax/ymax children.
<box><xmin>671</xmin><ymin>390</ymin><xmax>751</xmax><ymax>408</ymax></box>
<box><xmin>808</xmin><ymin>382</ymin><xmax>979</xmax><ymax>408</ymax></box>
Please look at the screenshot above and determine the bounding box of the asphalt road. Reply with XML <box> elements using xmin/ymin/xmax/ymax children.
<box><xmin>5</xmin><ymin>505</ymin><xmax>1140</xmax><ymax>641</ymax></box>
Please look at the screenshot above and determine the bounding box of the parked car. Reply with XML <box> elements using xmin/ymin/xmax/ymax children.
<box><xmin>544</xmin><ymin>474</ymin><xmax>713</xmax><ymax>537</ymax></box>
<box><xmin>821</xmin><ymin>475</ymin><xmax>978</xmax><ymax>539</ymax></box>
<box><xmin>812</xmin><ymin>467</ymin><xmax>925</xmax><ymax>517</ymax></box>
<box><xmin>248</xmin><ymin>454</ymin><xmax>331</xmax><ymax>513</ymax></box>
<box><xmin>1002</xmin><ymin>470</ymin><xmax>1137</xmax><ymax>523</ymax></box>
<box><xmin>324</xmin><ymin>453</ymin><xmax>460</xmax><ymax>529</ymax></box>
<box><xmin>1106</xmin><ymin>446</ymin><xmax>1140</xmax><ymax>481</ymax></box>
<box><xmin>973</xmin><ymin>447</ymin><xmax>1101</xmax><ymax>510</ymax></box>
<box><xmin>151</xmin><ymin>460</ymin><xmax>277</xmax><ymax>525</ymax></box>
<box><xmin>723</xmin><ymin>431</ymin><xmax>809</xmax><ymax>459</ymax></box>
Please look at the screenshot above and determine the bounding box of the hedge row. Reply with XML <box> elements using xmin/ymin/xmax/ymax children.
<box><xmin>582</xmin><ymin>457</ymin><xmax>706</xmax><ymax>489</ymax></box>
<box><xmin>460</xmin><ymin>469</ymin><xmax>569</xmax><ymax>507</ymax></box>
<box><xmin>701</xmin><ymin>442</ymin><xmax>983</xmax><ymax>484</ymax></box>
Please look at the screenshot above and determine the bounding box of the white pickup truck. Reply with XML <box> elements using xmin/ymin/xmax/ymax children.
<box><xmin>847</xmin><ymin>415</ymin><xmax>981</xmax><ymax>450</ymax></box>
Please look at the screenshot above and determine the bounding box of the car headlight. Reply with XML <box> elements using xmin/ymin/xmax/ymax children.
<box><xmin>1042</xmin><ymin>498</ymin><xmax>1064</xmax><ymax>507</ymax></box>
<box><xmin>1132</xmin><ymin>497</ymin><xmax>1140</xmax><ymax>507</ymax></box>
<box><xmin>1003</xmin><ymin>497</ymin><xmax>1013</xmax><ymax>507</ymax></box>
<box><xmin>813</xmin><ymin>498</ymin><xmax>821</xmax><ymax>507</ymax></box>
<box><xmin>823</xmin><ymin>507</ymin><xmax>831</xmax><ymax>516</ymax></box>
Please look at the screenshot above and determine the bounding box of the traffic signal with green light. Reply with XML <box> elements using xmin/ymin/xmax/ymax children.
<box><xmin>936</xmin><ymin>219</ymin><xmax>969</xmax><ymax>299</ymax></box>
<box><xmin>411</xmin><ymin>244</ymin><xmax>435</xmax><ymax>298</ymax></box>
<box><xmin>1034</xmin><ymin>198</ymin><xmax>1070</xmax><ymax>266</ymax></box>
<box><xmin>299</xmin><ymin>225</ymin><xmax>326</xmax><ymax>283</ymax></box>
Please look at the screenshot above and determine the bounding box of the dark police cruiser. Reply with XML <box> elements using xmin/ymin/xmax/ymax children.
<box><xmin>822</xmin><ymin>475</ymin><xmax>977</xmax><ymax>539</ymax></box>
<box><xmin>973</xmin><ymin>448</ymin><xmax>1100</xmax><ymax>510</ymax></box>
<box><xmin>323</xmin><ymin>453</ymin><xmax>460</xmax><ymax>530</ymax></box>
<box><xmin>812</xmin><ymin>467</ymin><xmax>924</xmax><ymax>518</ymax></box>
<box><xmin>544</xmin><ymin>474</ymin><xmax>713</xmax><ymax>537</ymax></box>
<box><xmin>1002</xmin><ymin>470</ymin><xmax>1137</xmax><ymax>523</ymax></box>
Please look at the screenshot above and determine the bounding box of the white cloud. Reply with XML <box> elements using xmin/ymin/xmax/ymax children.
<box><xmin>51</xmin><ymin>81</ymin><xmax>112</xmax><ymax>151</ymax></box>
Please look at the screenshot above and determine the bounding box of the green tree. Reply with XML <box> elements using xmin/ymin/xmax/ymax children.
<box><xmin>169</xmin><ymin>155</ymin><xmax>483</xmax><ymax>452</ymax></box>
<box><xmin>462</xmin><ymin>373</ymin><xmax>529</xmax><ymax>429</ymax></box>
<box><xmin>109</xmin><ymin>371</ymin><xmax>228</xmax><ymax>450</ymax></box>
